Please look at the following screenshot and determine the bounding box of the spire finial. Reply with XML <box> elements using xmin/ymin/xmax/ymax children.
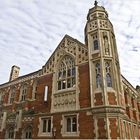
<box><xmin>94</xmin><ymin>0</ymin><xmax>98</xmax><ymax>6</ymax></box>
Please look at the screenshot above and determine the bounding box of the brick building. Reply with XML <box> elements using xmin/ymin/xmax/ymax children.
<box><xmin>0</xmin><ymin>1</ymin><xmax>140</xmax><ymax>139</ymax></box>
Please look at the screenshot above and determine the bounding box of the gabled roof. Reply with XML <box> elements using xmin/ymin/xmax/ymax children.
<box><xmin>40</xmin><ymin>34</ymin><xmax>88</xmax><ymax>75</ymax></box>
<box><xmin>44</xmin><ymin>34</ymin><xmax>86</xmax><ymax>66</ymax></box>
<box><xmin>0</xmin><ymin>34</ymin><xmax>88</xmax><ymax>89</ymax></box>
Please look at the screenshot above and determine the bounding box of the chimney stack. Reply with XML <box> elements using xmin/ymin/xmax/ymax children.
<box><xmin>9</xmin><ymin>65</ymin><xmax>20</xmax><ymax>81</ymax></box>
<box><xmin>136</xmin><ymin>85</ymin><xmax>140</xmax><ymax>93</ymax></box>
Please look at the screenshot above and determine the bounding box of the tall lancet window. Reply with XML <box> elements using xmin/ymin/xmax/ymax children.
<box><xmin>95</xmin><ymin>63</ymin><xmax>102</xmax><ymax>88</ymax></box>
<box><xmin>93</xmin><ymin>33</ymin><xmax>99</xmax><ymax>51</ymax></box>
<box><xmin>105</xmin><ymin>62</ymin><xmax>112</xmax><ymax>87</ymax></box>
<box><xmin>57</xmin><ymin>55</ymin><xmax>75</xmax><ymax>90</ymax></box>
<box><xmin>93</xmin><ymin>40</ymin><xmax>99</xmax><ymax>50</ymax></box>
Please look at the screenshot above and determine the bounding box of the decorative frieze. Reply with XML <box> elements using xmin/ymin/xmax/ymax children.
<box><xmin>53</xmin><ymin>91</ymin><xmax>76</xmax><ymax>112</ymax></box>
<box><xmin>6</xmin><ymin>118</ymin><xmax>16</xmax><ymax>124</ymax></box>
<box><xmin>22</xmin><ymin>116</ymin><xmax>34</xmax><ymax>122</ymax></box>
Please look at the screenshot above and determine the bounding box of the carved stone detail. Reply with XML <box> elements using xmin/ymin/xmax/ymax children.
<box><xmin>88</xmin><ymin>20</ymin><xmax>98</xmax><ymax>32</ymax></box>
<box><xmin>99</xmin><ymin>20</ymin><xmax>108</xmax><ymax>29</ymax></box>
<box><xmin>22</xmin><ymin>116</ymin><xmax>34</xmax><ymax>122</ymax></box>
<box><xmin>53</xmin><ymin>91</ymin><xmax>76</xmax><ymax>112</ymax></box>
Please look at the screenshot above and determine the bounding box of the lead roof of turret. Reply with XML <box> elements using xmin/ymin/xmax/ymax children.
<box><xmin>88</xmin><ymin>1</ymin><xmax>108</xmax><ymax>15</ymax></box>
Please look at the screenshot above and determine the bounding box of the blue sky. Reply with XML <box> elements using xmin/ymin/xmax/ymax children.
<box><xmin>0</xmin><ymin>0</ymin><xmax>140</xmax><ymax>87</ymax></box>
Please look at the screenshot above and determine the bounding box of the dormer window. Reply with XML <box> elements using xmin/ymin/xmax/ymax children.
<box><xmin>57</xmin><ymin>56</ymin><xmax>75</xmax><ymax>90</ymax></box>
<box><xmin>93</xmin><ymin>40</ymin><xmax>99</xmax><ymax>50</ymax></box>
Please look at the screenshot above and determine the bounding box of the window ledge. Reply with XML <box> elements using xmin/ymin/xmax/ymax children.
<box><xmin>38</xmin><ymin>132</ymin><xmax>52</xmax><ymax>137</ymax></box>
<box><xmin>94</xmin><ymin>87</ymin><xmax>115</xmax><ymax>93</ymax></box>
<box><xmin>4</xmin><ymin>103</ymin><xmax>12</xmax><ymax>106</ymax></box>
<box><xmin>94</xmin><ymin>88</ymin><xmax>102</xmax><ymax>93</ymax></box>
<box><xmin>26</xmin><ymin>98</ymin><xmax>36</xmax><ymax>102</ymax></box>
<box><xmin>106</xmin><ymin>87</ymin><xmax>116</xmax><ymax>93</ymax></box>
<box><xmin>55</xmin><ymin>87</ymin><xmax>76</xmax><ymax>95</ymax></box>
<box><xmin>62</xmin><ymin>132</ymin><xmax>79</xmax><ymax>137</ymax></box>
<box><xmin>92</xmin><ymin>50</ymin><xmax>100</xmax><ymax>54</ymax></box>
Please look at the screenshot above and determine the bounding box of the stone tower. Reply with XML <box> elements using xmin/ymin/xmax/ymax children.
<box><xmin>9</xmin><ymin>65</ymin><xmax>20</xmax><ymax>81</ymax></box>
<box><xmin>85</xmin><ymin>1</ymin><xmax>125</xmax><ymax>138</ymax></box>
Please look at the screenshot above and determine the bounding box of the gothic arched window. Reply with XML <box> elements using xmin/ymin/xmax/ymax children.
<box><xmin>23</xmin><ymin>126</ymin><xmax>32</xmax><ymax>139</ymax></box>
<box><xmin>105</xmin><ymin>62</ymin><xmax>112</xmax><ymax>87</ymax></box>
<box><xmin>57</xmin><ymin>56</ymin><xmax>75</xmax><ymax>90</ymax></box>
<box><xmin>93</xmin><ymin>40</ymin><xmax>99</xmax><ymax>50</ymax></box>
<box><xmin>95</xmin><ymin>63</ymin><xmax>102</xmax><ymax>88</ymax></box>
<box><xmin>7</xmin><ymin>127</ymin><xmax>14</xmax><ymax>139</ymax></box>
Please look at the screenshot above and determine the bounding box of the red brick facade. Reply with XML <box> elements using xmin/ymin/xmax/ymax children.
<box><xmin>0</xmin><ymin>2</ymin><xmax>140</xmax><ymax>139</ymax></box>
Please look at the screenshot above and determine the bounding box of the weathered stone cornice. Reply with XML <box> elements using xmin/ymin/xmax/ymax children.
<box><xmin>91</xmin><ymin>106</ymin><xmax>125</xmax><ymax>114</ymax></box>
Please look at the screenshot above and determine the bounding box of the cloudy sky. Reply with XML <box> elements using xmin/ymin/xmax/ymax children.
<box><xmin>0</xmin><ymin>0</ymin><xmax>140</xmax><ymax>87</ymax></box>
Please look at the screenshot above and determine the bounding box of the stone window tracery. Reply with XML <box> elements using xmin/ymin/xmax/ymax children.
<box><xmin>93</xmin><ymin>40</ymin><xmax>99</xmax><ymax>50</ymax></box>
<box><xmin>9</xmin><ymin>88</ymin><xmax>16</xmax><ymax>104</ymax></box>
<box><xmin>20</xmin><ymin>84</ymin><xmax>27</xmax><ymax>102</ymax></box>
<box><xmin>57</xmin><ymin>56</ymin><xmax>75</xmax><ymax>90</ymax></box>
<box><xmin>95</xmin><ymin>63</ymin><xmax>102</xmax><ymax>88</ymax></box>
<box><xmin>105</xmin><ymin>62</ymin><xmax>112</xmax><ymax>87</ymax></box>
<box><xmin>7</xmin><ymin>127</ymin><xmax>14</xmax><ymax>139</ymax></box>
<box><xmin>23</xmin><ymin>126</ymin><xmax>32</xmax><ymax>139</ymax></box>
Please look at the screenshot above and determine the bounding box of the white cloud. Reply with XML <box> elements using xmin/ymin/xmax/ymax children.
<box><xmin>0</xmin><ymin>0</ymin><xmax>140</xmax><ymax>87</ymax></box>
